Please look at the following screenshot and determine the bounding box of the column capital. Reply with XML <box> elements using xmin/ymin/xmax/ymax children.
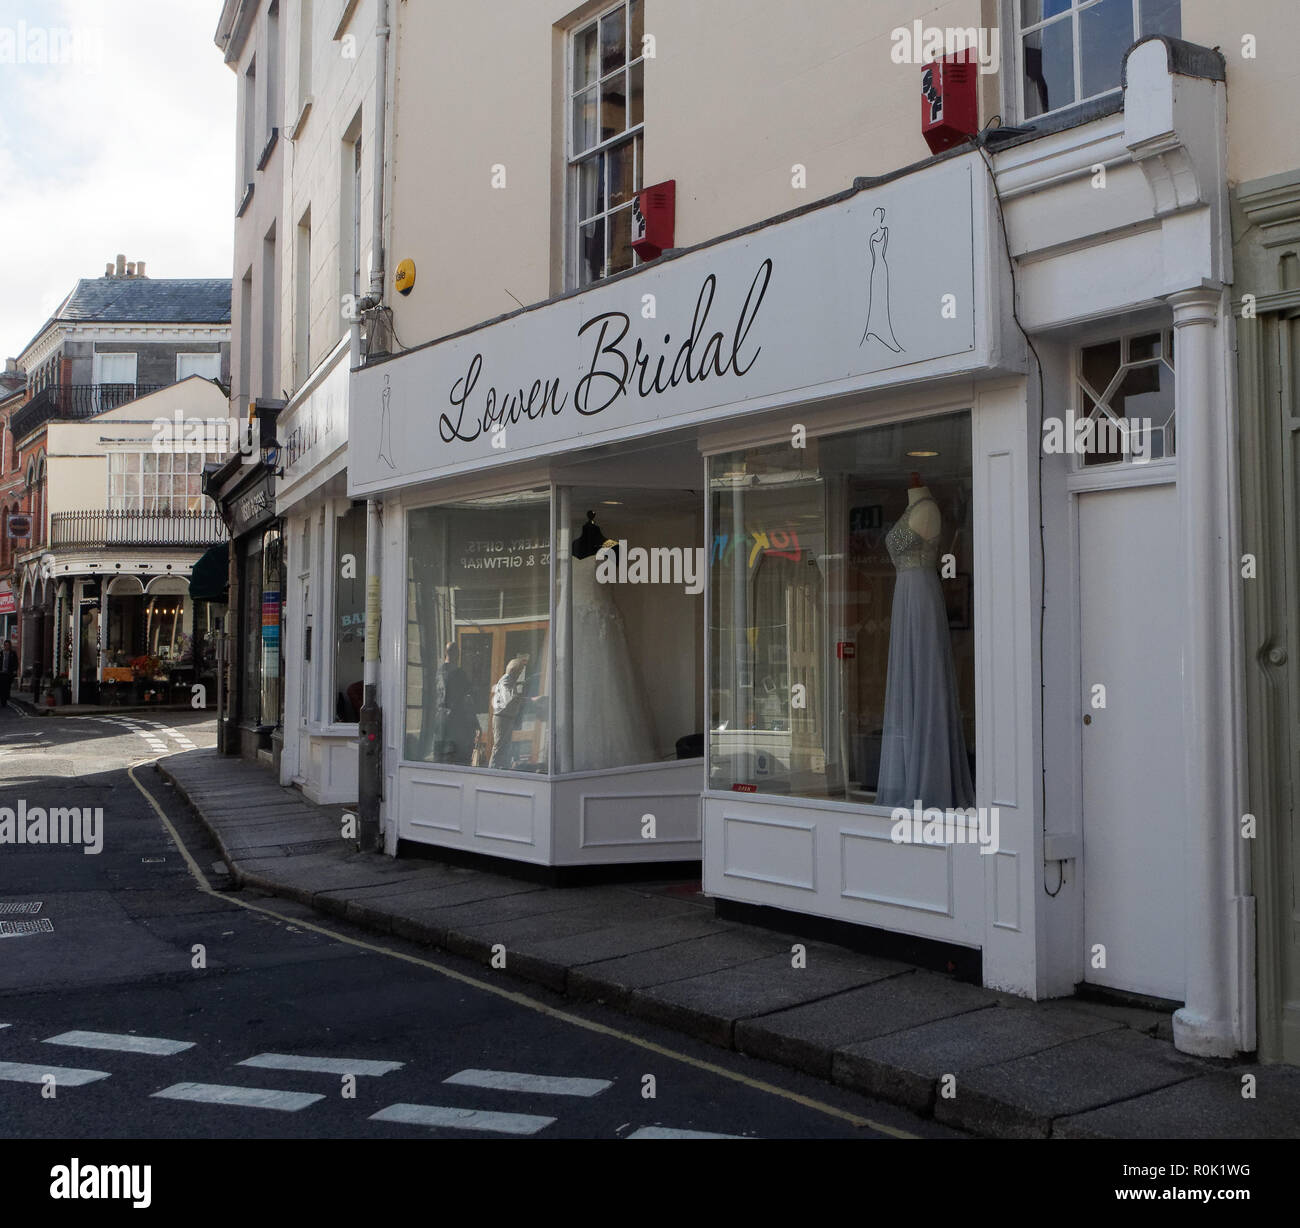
<box><xmin>1167</xmin><ymin>286</ymin><xmax>1222</xmax><ymax>327</ymax></box>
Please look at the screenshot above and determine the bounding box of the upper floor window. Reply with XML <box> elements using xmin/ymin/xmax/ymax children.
<box><xmin>568</xmin><ymin>0</ymin><xmax>645</xmax><ymax>289</ymax></box>
<box><xmin>1017</xmin><ymin>0</ymin><xmax>1180</xmax><ymax>119</ymax></box>
<box><xmin>109</xmin><ymin>451</ymin><xmax>207</xmax><ymax>514</ymax></box>
<box><xmin>177</xmin><ymin>353</ymin><xmax>222</xmax><ymax>381</ymax></box>
<box><xmin>93</xmin><ymin>351</ymin><xmax>138</xmax><ymax>386</ymax></box>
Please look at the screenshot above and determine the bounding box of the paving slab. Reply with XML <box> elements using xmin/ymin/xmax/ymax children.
<box><xmin>628</xmin><ymin>950</ymin><xmax>894</xmax><ymax>1048</ymax></box>
<box><xmin>932</xmin><ymin>1027</ymin><xmax>1208</xmax><ymax>1138</ymax></box>
<box><xmin>831</xmin><ymin>1000</ymin><xmax>1121</xmax><ymax>1111</ymax></box>
<box><xmin>1053</xmin><ymin>1064</ymin><xmax>1300</xmax><ymax>1139</ymax></box>
<box><xmin>521</xmin><ymin>912</ymin><xmax>729</xmax><ymax>971</ymax></box>
<box><xmin>568</xmin><ymin>927</ymin><xmax>790</xmax><ymax>1003</ymax></box>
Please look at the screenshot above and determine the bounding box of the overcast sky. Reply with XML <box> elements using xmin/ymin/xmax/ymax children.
<box><xmin>0</xmin><ymin>0</ymin><xmax>234</xmax><ymax>363</ymax></box>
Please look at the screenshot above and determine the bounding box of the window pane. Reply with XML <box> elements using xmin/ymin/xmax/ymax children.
<box><xmin>573</xmin><ymin>21</ymin><xmax>599</xmax><ymax>89</ymax></box>
<box><xmin>608</xmin><ymin>139</ymin><xmax>635</xmax><ymax>207</ymax></box>
<box><xmin>628</xmin><ymin>58</ymin><xmax>643</xmax><ymax>128</ymax></box>
<box><xmin>1022</xmin><ymin>0</ymin><xmax>1072</xmax><ymax>22</ymax></box>
<box><xmin>608</xmin><ymin>204</ymin><xmax>635</xmax><ymax>274</ymax></box>
<box><xmin>333</xmin><ymin>505</ymin><xmax>366</xmax><ymax>722</ymax></box>
<box><xmin>1081</xmin><ymin>338</ymin><xmax>1122</xmax><ymax>398</ymax></box>
<box><xmin>600</xmin><ymin>8</ymin><xmax>625</xmax><ymax>76</ymax></box>
<box><xmin>710</xmin><ymin>416</ymin><xmax>976</xmax><ymax>808</ymax></box>
<box><xmin>629</xmin><ymin>0</ymin><xmax>643</xmax><ymax>56</ymax></box>
<box><xmin>578</xmin><ymin>157</ymin><xmax>602</xmax><ymax>220</ymax></box>
<box><xmin>1139</xmin><ymin>0</ymin><xmax>1180</xmax><ymax>38</ymax></box>
<box><xmin>404</xmin><ymin>493</ymin><xmax>551</xmax><ymax>771</ymax></box>
<box><xmin>1080</xmin><ymin>0</ymin><xmax>1133</xmax><ymax>100</ymax></box>
<box><xmin>600</xmin><ymin>68</ymin><xmax>626</xmax><ymax>142</ymax></box>
<box><xmin>555</xmin><ymin>488</ymin><xmax>704</xmax><ymax>771</ymax></box>
<box><xmin>1022</xmin><ymin>17</ymin><xmax>1074</xmax><ymax>116</ymax></box>
<box><xmin>578</xmin><ymin>217</ymin><xmax>604</xmax><ymax>287</ymax></box>
<box><xmin>572</xmin><ymin>84</ymin><xmax>597</xmax><ymax>154</ymax></box>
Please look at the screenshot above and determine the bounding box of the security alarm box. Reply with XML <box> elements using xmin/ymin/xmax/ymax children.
<box><xmin>631</xmin><ymin>179</ymin><xmax>675</xmax><ymax>260</ymax></box>
<box><xmin>921</xmin><ymin>54</ymin><xmax>979</xmax><ymax>154</ymax></box>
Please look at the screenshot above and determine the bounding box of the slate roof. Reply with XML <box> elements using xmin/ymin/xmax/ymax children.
<box><xmin>55</xmin><ymin>277</ymin><xmax>232</xmax><ymax>324</ymax></box>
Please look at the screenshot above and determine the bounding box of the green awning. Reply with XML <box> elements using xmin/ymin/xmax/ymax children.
<box><xmin>189</xmin><ymin>543</ymin><xmax>230</xmax><ymax>602</ymax></box>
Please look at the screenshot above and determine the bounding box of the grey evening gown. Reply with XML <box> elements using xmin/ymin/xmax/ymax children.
<box><xmin>874</xmin><ymin>498</ymin><xmax>975</xmax><ymax>810</ymax></box>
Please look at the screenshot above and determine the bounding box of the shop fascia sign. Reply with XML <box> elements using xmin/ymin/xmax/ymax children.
<box><xmin>280</xmin><ymin>340</ymin><xmax>350</xmax><ymax>490</ymax></box>
<box><xmin>350</xmin><ymin>153</ymin><xmax>1001</xmax><ymax>495</ymax></box>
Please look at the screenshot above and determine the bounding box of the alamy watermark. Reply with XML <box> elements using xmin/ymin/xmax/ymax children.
<box><xmin>595</xmin><ymin>541</ymin><xmax>705</xmax><ymax>595</ymax></box>
<box><xmin>0</xmin><ymin>801</ymin><xmax>103</xmax><ymax>854</ymax></box>
<box><xmin>152</xmin><ymin>411</ymin><xmax>259</xmax><ymax>461</ymax></box>
<box><xmin>890</xmin><ymin>21</ymin><xmax>1000</xmax><ymax>75</ymax></box>
<box><xmin>1042</xmin><ymin>411</ymin><xmax>1154</xmax><ymax>463</ymax></box>
<box><xmin>0</xmin><ymin>22</ymin><xmax>103</xmax><ymax>65</ymax></box>
<box><xmin>890</xmin><ymin>800</ymin><xmax>1000</xmax><ymax>855</ymax></box>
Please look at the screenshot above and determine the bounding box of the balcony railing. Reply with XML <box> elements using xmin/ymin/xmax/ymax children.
<box><xmin>11</xmin><ymin>383</ymin><xmax>167</xmax><ymax>441</ymax></box>
<box><xmin>50</xmin><ymin>509</ymin><xmax>228</xmax><ymax>550</ymax></box>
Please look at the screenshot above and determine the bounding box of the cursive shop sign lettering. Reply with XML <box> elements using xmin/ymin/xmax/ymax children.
<box><xmin>351</xmin><ymin>156</ymin><xmax>986</xmax><ymax>493</ymax></box>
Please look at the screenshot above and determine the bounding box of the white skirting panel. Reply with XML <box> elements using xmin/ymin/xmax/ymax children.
<box><xmin>702</xmin><ymin>795</ymin><xmax>984</xmax><ymax>946</ymax></box>
<box><xmin>396</xmin><ymin>759</ymin><xmax>704</xmax><ymax>866</ymax></box>
<box><xmin>299</xmin><ymin>732</ymin><xmax>360</xmax><ymax>805</ymax></box>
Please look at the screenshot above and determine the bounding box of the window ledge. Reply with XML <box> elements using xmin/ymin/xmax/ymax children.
<box><xmin>288</xmin><ymin>97</ymin><xmax>313</xmax><ymax>141</ymax></box>
<box><xmin>256</xmin><ymin>127</ymin><xmax>279</xmax><ymax>171</ymax></box>
<box><xmin>236</xmin><ymin>182</ymin><xmax>255</xmax><ymax>218</ymax></box>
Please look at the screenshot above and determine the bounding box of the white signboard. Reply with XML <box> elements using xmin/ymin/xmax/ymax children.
<box><xmin>279</xmin><ymin>339</ymin><xmax>350</xmax><ymax>498</ymax></box>
<box><xmin>350</xmin><ymin>155</ymin><xmax>994</xmax><ymax>494</ymax></box>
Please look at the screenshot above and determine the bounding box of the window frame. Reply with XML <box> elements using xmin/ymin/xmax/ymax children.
<box><xmin>1012</xmin><ymin>0</ymin><xmax>1180</xmax><ymax>122</ymax></box>
<box><xmin>565</xmin><ymin>0</ymin><xmax>646</xmax><ymax>291</ymax></box>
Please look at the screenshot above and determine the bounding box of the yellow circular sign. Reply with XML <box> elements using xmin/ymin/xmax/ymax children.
<box><xmin>395</xmin><ymin>258</ymin><xmax>416</xmax><ymax>296</ymax></box>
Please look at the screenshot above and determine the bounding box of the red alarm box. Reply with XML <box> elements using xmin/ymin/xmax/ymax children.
<box><xmin>920</xmin><ymin>54</ymin><xmax>979</xmax><ymax>154</ymax></box>
<box><xmin>631</xmin><ymin>179</ymin><xmax>675</xmax><ymax>260</ymax></box>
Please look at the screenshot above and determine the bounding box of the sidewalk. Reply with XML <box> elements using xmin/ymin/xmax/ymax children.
<box><xmin>11</xmin><ymin>690</ymin><xmax>194</xmax><ymax>717</ymax></box>
<box><xmin>154</xmin><ymin>748</ymin><xmax>1300</xmax><ymax>1138</ymax></box>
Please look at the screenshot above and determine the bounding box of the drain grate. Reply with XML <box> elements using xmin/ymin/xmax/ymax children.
<box><xmin>0</xmin><ymin>918</ymin><xmax>54</xmax><ymax>936</ymax></box>
<box><xmin>0</xmin><ymin>902</ymin><xmax>42</xmax><ymax>915</ymax></box>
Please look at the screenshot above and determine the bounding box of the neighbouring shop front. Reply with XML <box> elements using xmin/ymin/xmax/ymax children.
<box><xmin>348</xmin><ymin>40</ymin><xmax>1250</xmax><ymax>1055</ymax></box>
<box><xmin>207</xmin><ymin>415</ymin><xmax>284</xmax><ymax>764</ymax></box>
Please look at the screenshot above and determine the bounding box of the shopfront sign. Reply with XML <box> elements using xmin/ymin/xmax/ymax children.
<box><xmin>279</xmin><ymin>339</ymin><xmax>350</xmax><ymax>496</ymax></box>
<box><xmin>351</xmin><ymin>154</ymin><xmax>999</xmax><ymax>495</ymax></box>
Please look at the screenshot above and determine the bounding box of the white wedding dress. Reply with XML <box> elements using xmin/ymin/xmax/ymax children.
<box><xmin>568</xmin><ymin>553</ymin><xmax>656</xmax><ymax>771</ymax></box>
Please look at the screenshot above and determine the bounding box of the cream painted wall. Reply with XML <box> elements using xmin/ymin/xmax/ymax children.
<box><xmin>388</xmin><ymin>0</ymin><xmax>988</xmax><ymax>349</ymax></box>
<box><xmin>279</xmin><ymin>0</ymin><xmax>379</xmax><ymax>395</ymax></box>
<box><xmin>1181</xmin><ymin>0</ymin><xmax>1300</xmax><ymax>185</ymax></box>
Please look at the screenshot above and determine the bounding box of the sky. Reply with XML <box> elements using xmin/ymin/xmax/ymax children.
<box><xmin>0</xmin><ymin>0</ymin><xmax>235</xmax><ymax>362</ymax></box>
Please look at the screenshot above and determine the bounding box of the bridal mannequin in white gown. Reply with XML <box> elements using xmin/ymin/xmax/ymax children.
<box><xmin>569</xmin><ymin>549</ymin><xmax>656</xmax><ymax>771</ymax></box>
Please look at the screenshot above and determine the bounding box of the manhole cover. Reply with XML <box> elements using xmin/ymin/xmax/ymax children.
<box><xmin>0</xmin><ymin>902</ymin><xmax>42</xmax><ymax>915</ymax></box>
<box><xmin>0</xmin><ymin>918</ymin><xmax>54</xmax><ymax>937</ymax></box>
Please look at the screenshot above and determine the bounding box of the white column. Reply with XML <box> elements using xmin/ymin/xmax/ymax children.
<box><xmin>99</xmin><ymin>585</ymin><xmax>109</xmax><ymax>688</ymax></box>
<box><xmin>1170</xmin><ymin>287</ymin><xmax>1236</xmax><ymax>1057</ymax></box>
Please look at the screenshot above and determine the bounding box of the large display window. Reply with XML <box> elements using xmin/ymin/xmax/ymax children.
<box><xmin>405</xmin><ymin>491</ymin><xmax>552</xmax><ymax>770</ymax></box>
<box><xmin>709</xmin><ymin>412</ymin><xmax>975</xmax><ymax>808</ymax></box>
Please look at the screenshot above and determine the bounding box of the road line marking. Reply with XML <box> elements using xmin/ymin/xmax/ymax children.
<box><xmin>152</xmin><ymin>1082</ymin><xmax>323</xmax><ymax>1111</ymax></box>
<box><xmin>370</xmin><ymin>1103</ymin><xmax>556</xmax><ymax>1135</ymax></box>
<box><xmin>0</xmin><ymin>918</ymin><xmax>54</xmax><ymax>937</ymax></box>
<box><xmin>127</xmin><ymin>765</ymin><xmax>917</xmax><ymax>1139</ymax></box>
<box><xmin>628</xmin><ymin>1126</ymin><xmax>750</xmax><ymax>1139</ymax></box>
<box><xmin>443</xmin><ymin>1068</ymin><xmax>611</xmax><ymax>1098</ymax></box>
<box><xmin>238</xmin><ymin>1053</ymin><xmax>403</xmax><ymax>1077</ymax></box>
<box><xmin>0</xmin><ymin>1061</ymin><xmax>110</xmax><ymax>1086</ymax></box>
<box><xmin>44</xmin><ymin>1030</ymin><xmax>195</xmax><ymax>1056</ymax></box>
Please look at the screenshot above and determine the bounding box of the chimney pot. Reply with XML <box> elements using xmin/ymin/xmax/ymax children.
<box><xmin>136</xmin><ymin>260</ymin><xmax>146</xmax><ymax>278</ymax></box>
<box><xmin>126</xmin><ymin>262</ymin><xmax>135</xmax><ymax>277</ymax></box>
<box><xmin>105</xmin><ymin>262</ymin><xmax>114</xmax><ymax>277</ymax></box>
<box><xmin>115</xmin><ymin>253</ymin><xmax>125</xmax><ymax>277</ymax></box>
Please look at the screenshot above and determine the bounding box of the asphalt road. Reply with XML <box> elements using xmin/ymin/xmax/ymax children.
<box><xmin>0</xmin><ymin>702</ymin><xmax>957</xmax><ymax>1140</ymax></box>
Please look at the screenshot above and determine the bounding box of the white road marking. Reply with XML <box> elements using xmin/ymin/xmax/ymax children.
<box><xmin>0</xmin><ymin>1060</ymin><xmax>110</xmax><ymax>1086</ymax></box>
<box><xmin>628</xmin><ymin>1126</ymin><xmax>751</xmax><ymax>1139</ymax></box>
<box><xmin>238</xmin><ymin>1053</ymin><xmax>403</xmax><ymax>1077</ymax></box>
<box><xmin>152</xmin><ymin>1082</ymin><xmax>324</xmax><ymax>1111</ymax></box>
<box><xmin>443</xmin><ymin>1068</ymin><xmax>612</xmax><ymax>1098</ymax></box>
<box><xmin>0</xmin><ymin>1023</ymin><xmax>9</xmax><ymax>1028</ymax></box>
<box><xmin>44</xmin><ymin>1030</ymin><xmax>195</xmax><ymax>1056</ymax></box>
<box><xmin>0</xmin><ymin>918</ymin><xmax>54</xmax><ymax>937</ymax></box>
<box><xmin>370</xmin><ymin>1103</ymin><xmax>556</xmax><ymax>1135</ymax></box>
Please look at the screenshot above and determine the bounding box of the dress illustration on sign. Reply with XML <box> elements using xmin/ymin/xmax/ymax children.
<box><xmin>874</xmin><ymin>486</ymin><xmax>973</xmax><ymax>810</ymax></box>
<box><xmin>377</xmin><ymin>373</ymin><xmax>395</xmax><ymax>469</ymax></box>
<box><xmin>860</xmin><ymin>208</ymin><xmax>904</xmax><ymax>354</ymax></box>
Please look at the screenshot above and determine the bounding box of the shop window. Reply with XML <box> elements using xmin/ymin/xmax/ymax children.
<box><xmin>568</xmin><ymin>0</ymin><xmax>645</xmax><ymax>289</ymax></box>
<box><xmin>1016</xmin><ymin>0</ymin><xmax>1180</xmax><ymax>120</ymax></box>
<box><xmin>241</xmin><ymin>540</ymin><xmax>264</xmax><ymax>722</ymax></box>
<box><xmin>405</xmin><ymin>491</ymin><xmax>551</xmax><ymax>770</ymax></box>
<box><xmin>554</xmin><ymin>488</ymin><xmax>705</xmax><ymax>773</ymax></box>
<box><xmin>710</xmin><ymin>414</ymin><xmax>976</xmax><ymax>809</ymax></box>
<box><xmin>260</xmin><ymin>528</ymin><xmax>283</xmax><ymax>725</ymax></box>
<box><xmin>333</xmin><ymin>504</ymin><xmax>366</xmax><ymax>722</ymax></box>
<box><xmin>1076</xmin><ymin>329</ymin><xmax>1175</xmax><ymax>466</ymax></box>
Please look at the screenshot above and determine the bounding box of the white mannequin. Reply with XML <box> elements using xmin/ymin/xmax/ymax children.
<box><xmin>903</xmin><ymin>483</ymin><xmax>941</xmax><ymax>541</ymax></box>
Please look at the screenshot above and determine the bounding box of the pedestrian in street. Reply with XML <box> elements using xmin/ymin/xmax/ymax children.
<box><xmin>0</xmin><ymin>639</ymin><xmax>16</xmax><ymax>707</ymax></box>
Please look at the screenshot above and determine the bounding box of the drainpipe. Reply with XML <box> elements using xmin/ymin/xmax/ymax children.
<box><xmin>356</xmin><ymin>0</ymin><xmax>390</xmax><ymax>854</ymax></box>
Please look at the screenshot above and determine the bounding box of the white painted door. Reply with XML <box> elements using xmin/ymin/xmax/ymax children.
<box><xmin>1078</xmin><ymin>483</ymin><xmax>1185</xmax><ymax>1002</ymax></box>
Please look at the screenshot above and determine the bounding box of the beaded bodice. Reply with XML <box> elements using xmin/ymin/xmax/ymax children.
<box><xmin>885</xmin><ymin>497</ymin><xmax>941</xmax><ymax>572</ymax></box>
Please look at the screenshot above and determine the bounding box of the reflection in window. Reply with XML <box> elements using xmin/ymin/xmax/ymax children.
<box><xmin>333</xmin><ymin>505</ymin><xmax>366</xmax><ymax>722</ymax></box>
<box><xmin>710</xmin><ymin>415</ymin><xmax>976</xmax><ymax>810</ymax></box>
<box><xmin>405</xmin><ymin>492</ymin><xmax>551</xmax><ymax>771</ymax></box>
